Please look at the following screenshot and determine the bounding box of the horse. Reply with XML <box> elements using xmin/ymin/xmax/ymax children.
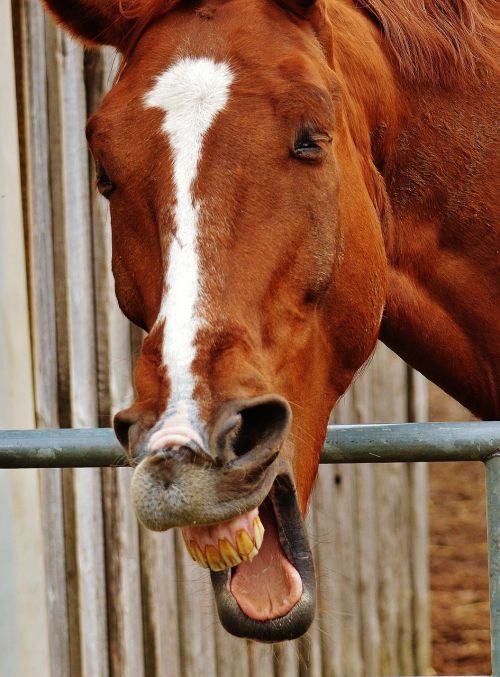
<box><xmin>42</xmin><ymin>0</ymin><xmax>499</xmax><ymax>642</ymax></box>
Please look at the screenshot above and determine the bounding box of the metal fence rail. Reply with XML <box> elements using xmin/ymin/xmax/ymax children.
<box><xmin>1</xmin><ymin>422</ymin><xmax>498</xmax><ymax>677</ymax></box>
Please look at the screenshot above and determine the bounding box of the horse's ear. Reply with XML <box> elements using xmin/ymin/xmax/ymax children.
<box><xmin>42</xmin><ymin>0</ymin><xmax>133</xmax><ymax>49</ymax></box>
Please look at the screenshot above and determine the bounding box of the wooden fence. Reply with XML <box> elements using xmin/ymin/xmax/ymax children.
<box><xmin>6</xmin><ymin>2</ymin><xmax>430</xmax><ymax>674</ymax></box>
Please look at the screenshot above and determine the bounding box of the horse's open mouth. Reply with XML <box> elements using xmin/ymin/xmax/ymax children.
<box><xmin>181</xmin><ymin>473</ymin><xmax>316</xmax><ymax>641</ymax></box>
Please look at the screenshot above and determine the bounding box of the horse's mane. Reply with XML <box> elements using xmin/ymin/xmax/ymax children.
<box><xmin>356</xmin><ymin>0</ymin><xmax>498</xmax><ymax>84</ymax></box>
<box><xmin>117</xmin><ymin>0</ymin><xmax>498</xmax><ymax>85</ymax></box>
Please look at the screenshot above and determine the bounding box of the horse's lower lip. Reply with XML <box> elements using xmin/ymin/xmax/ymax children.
<box><xmin>210</xmin><ymin>473</ymin><xmax>316</xmax><ymax>641</ymax></box>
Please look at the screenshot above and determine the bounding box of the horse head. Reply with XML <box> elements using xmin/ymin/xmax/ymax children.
<box><xmin>43</xmin><ymin>0</ymin><xmax>389</xmax><ymax>640</ymax></box>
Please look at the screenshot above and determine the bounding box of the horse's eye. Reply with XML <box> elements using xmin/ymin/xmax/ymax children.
<box><xmin>292</xmin><ymin>130</ymin><xmax>330</xmax><ymax>161</ymax></box>
<box><xmin>96</xmin><ymin>164</ymin><xmax>115</xmax><ymax>197</ymax></box>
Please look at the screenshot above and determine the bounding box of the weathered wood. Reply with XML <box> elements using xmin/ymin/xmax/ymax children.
<box><xmin>0</xmin><ymin>5</ymin><xmax>50</xmax><ymax>674</ymax></box>
<box><xmin>85</xmin><ymin>45</ymin><xmax>145</xmax><ymax>677</ymax></box>
<box><xmin>247</xmin><ymin>639</ymin><xmax>274</xmax><ymax>677</ymax></box>
<box><xmin>408</xmin><ymin>368</ymin><xmax>431</xmax><ymax>675</ymax></box>
<box><xmin>175</xmin><ymin>530</ymin><xmax>217</xmax><ymax>676</ymax></box>
<box><xmin>354</xmin><ymin>461</ymin><xmax>381</xmax><ymax>672</ymax></box>
<box><xmin>351</xmin><ymin>374</ymin><xmax>381</xmax><ymax>675</ymax></box>
<box><xmin>298</xmin><ymin>505</ymin><xmax>323</xmax><ymax>677</ymax></box>
<box><xmin>10</xmin><ymin>470</ymin><xmax>51</xmax><ymax>677</ymax></box>
<box><xmin>212</xmin><ymin>608</ymin><xmax>250</xmax><ymax>677</ymax></box>
<box><xmin>371</xmin><ymin>344</ymin><xmax>414</xmax><ymax>676</ymax></box>
<box><xmin>273</xmin><ymin>641</ymin><xmax>299</xmax><ymax>677</ymax></box>
<box><xmin>140</xmin><ymin>529</ymin><xmax>182</xmax><ymax>677</ymax></box>
<box><xmin>102</xmin><ymin>467</ymin><xmax>145</xmax><ymax>677</ymax></box>
<box><xmin>312</xmin><ymin>467</ymin><xmax>344</xmax><ymax>677</ymax></box>
<box><xmin>17</xmin><ymin>0</ymin><xmax>59</xmax><ymax>430</ymax></box>
<box><xmin>53</xmin><ymin>33</ymin><xmax>97</xmax><ymax>428</ymax></box>
<box><xmin>14</xmin><ymin>4</ymin><xmax>71</xmax><ymax>676</ymax></box>
<box><xmin>62</xmin><ymin>468</ymin><xmax>83</xmax><ymax>677</ymax></box>
<box><xmin>333</xmin><ymin>389</ymin><xmax>364</xmax><ymax>677</ymax></box>
<box><xmin>72</xmin><ymin>468</ymin><xmax>109</xmax><ymax>677</ymax></box>
<box><xmin>44</xmin><ymin>23</ymin><xmax>108</xmax><ymax>676</ymax></box>
<box><xmin>40</xmin><ymin>469</ymin><xmax>71</xmax><ymax>677</ymax></box>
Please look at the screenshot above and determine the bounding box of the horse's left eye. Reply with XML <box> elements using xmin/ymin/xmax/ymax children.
<box><xmin>96</xmin><ymin>164</ymin><xmax>115</xmax><ymax>197</ymax></box>
<box><xmin>292</xmin><ymin>130</ymin><xmax>330</xmax><ymax>161</ymax></box>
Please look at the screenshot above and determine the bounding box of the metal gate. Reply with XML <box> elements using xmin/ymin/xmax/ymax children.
<box><xmin>1</xmin><ymin>421</ymin><xmax>498</xmax><ymax>677</ymax></box>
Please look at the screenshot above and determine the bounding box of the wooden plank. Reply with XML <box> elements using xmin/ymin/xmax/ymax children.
<box><xmin>311</xmin><ymin>466</ymin><xmax>343</xmax><ymax>677</ymax></box>
<box><xmin>0</xmin><ymin>1</ymin><xmax>35</xmax><ymax>432</ymax></box>
<box><xmin>354</xmin><ymin>461</ymin><xmax>381</xmax><ymax>673</ymax></box>
<box><xmin>40</xmin><ymin>468</ymin><xmax>71</xmax><ymax>677</ymax></box>
<box><xmin>351</xmin><ymin>373</ymin><xmax>381</xmax><ymax>675</ymax></box>
<box><xmin>54</xmin><ymin>33</ymin><xmax>97</xmax><ymax>428</ymax></box>
<box><xmin>397</xmin><ymin>464</ymin><xmax>415</xmax><ymax>675</ymax></box>
<box><xmin>0</xmin><ymin>16</ymin><xmax>51</xmax><ymax>676</ymax></box>
<box><xmin>371</xmin><ymin>344</ymin><xmax>413</xmax><ymax>676</ymax></box>
<box><xmin>212</xmin><ymin>609</ymin><xmax>250</xmax><ymax>677</ymax></box>
<box><xmin>298</xmin><ymin>505</ymin><xmax>322</xmax><ymax>677</ymax></box>
<box><xmin>140</xmin><ymin>529</ymin><xmax>182</xmax><ymax>677</ymax></box>
<box><xmin>84</xmin><ymin>45</ymin><xmax>145</xmax><ymax>677</ymax></box>
<box><xmin>85</xmin><ymin>47</ymin><xmax>113</xmax><ymax>421</ymax></box>
<box><xmin>14</xmin><ymin>4</ymin><xmax>71</xmax><ymax>676</ymax></box>
<box><xmin>72</xmin><ymin>467</ymin><xmax>109</xmax><ymax>677</ymax></box>
<box><xmin>273</xmin><ymin>642</ymin><xmax>299</xmax><ymax>677</ymax></box>
<box><xmin>43</xmin><ymin>22</ymin><xmax>108</xmax><ymax>676</ymax></box>
<box><xmin>0</xmin><ymin>472</ymin><xmax>18</xmax><ymax>677</ymax></box>
<box><xmin>10</xmin><ymin>470</ymin><xmax>51</xmax><ymax>677</ymax></box>
<box><xmin>247</xmin><ymin>640</ymin><xmax>274</xmax><ymax>677</ymax></box>
<box><xmin>408</xmin><ymin>368</ymin><xmax>430</xmax><ymax>674</ymax></box>
<box><xmin>102</xmin><ymin>466</ymin><xmax>144</xmax><ymax>677</ymax></box>
<box><xmin>333</xmin><ymin>389</ymin><xmax>363</xmax><ymax>677</ymax></box>
<box><xmin>175</xmin><ymin>530</ymin><xmax>217</xmax><ymax>676</ymax></box>
<box><xmin>17</xmin><ymin>0</ymin><xmax>59</xmax><ymax>430</ymax></box>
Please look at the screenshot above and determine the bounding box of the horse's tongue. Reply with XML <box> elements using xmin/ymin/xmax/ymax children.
<box><xmin>230</xmin><ymin>502</ymin><xmax>303</xmax><ymax>621</ymax></box>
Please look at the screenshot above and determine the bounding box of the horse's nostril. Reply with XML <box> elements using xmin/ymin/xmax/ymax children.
<box><xmin>213</xmin><ymin>395</ymin><xmax>292</xmax><ymax>459</ymax></box>
<box><xmin>113</xmin><ymin>409</ymin><xmax>136</xmax><ymax>451</ymax></box>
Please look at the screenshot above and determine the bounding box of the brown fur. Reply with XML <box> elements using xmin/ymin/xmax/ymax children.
<box><xmin>42</xmin><ymin>0</ymin><xmax>499</xmax><ymax>508</ymax></box>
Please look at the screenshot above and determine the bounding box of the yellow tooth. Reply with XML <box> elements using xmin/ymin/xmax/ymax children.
<box><xmin>191</xmin><ymin>541</ymin><xmax>208</xmax><ymax>568</ymax></box>
<box><xmin>185</xmin><ymin>541</ymin><xmax>197</xmax><ymax>562</ymax></box>
<box><xmin>253</xmin><ymin>516</ymin><xmax>265</xmax><ymax>550</ymax></box>
<box><xmin>219</xmin><ymin>539</ymin><xmax>242</xmax><ymax>568</ymax></box>
<box><xmin>205</xmin><ymin>545</ymin><xmax>226</xmax><ymax>571</ymax></box>
<box><xmin>247</xmin><ymin>546</ymin><xmax>259</xmax><ymax>561</ymax></box>
<box><xmin>236</xmin><ymin>529</ymin><xmax>258</xmax><ymax>560</ymax></box>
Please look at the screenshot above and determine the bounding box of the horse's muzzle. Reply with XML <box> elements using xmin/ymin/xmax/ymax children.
<box><xmin>128</xmin><ymin>394</ymin><xmax>316</xmax><ymax>641</ymax></box>
<box><xmin>130</xmin><ymin>394</ymin><xmax>291</xmax><ymax>530</ymax></box>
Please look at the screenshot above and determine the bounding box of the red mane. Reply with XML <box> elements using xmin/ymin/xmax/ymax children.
<box><xmin>356</xmin><ymin>0</ymin><xmax>498</xmax><ymax>84</ymax></box>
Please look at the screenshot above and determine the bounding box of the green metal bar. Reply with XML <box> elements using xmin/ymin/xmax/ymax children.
<box><xmin>324</xmin><ymin>422</ymin><xmax>500</xmax><ymax>464</ymax></box>
<box><xmin>486</xmin><ymin>453</ymin><xmax>500</xmax><ymax>677</ymax></box>
<box><xmin>0</xmin><ymin>422</ymin><xmax>499</xmax><ymax>467</ymax></box>
<box><xmin>0</xmin><ymin>428</ymin><xmax>125</xmax><ymax>468</ymax></box>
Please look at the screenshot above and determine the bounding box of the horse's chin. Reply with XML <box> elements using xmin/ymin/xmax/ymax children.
<box><xmin>208</xmin><ymin>474</ymin><xmax>316</xmax><ymax>642</ymax></box>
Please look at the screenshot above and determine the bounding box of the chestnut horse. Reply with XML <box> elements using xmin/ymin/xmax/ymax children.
<box><xmin>42</xmin><ymin>0</ymin><xmax>498</xmax><ymax>641</ymax></box>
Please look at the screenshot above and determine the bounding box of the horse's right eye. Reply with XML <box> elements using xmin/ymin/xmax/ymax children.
<box><xmin>96</xmin><ymin>164</ymin><xmax>115</xmax><ymax>197</ymax></box>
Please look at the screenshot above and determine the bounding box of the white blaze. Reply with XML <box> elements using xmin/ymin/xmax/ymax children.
<box><xmin>144</xmin><ymin>57</ymin><xmax>233</xmax><ymax>408</ymax></box>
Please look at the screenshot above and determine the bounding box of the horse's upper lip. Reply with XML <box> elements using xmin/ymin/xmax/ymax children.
<box><xmin>130</xmin><ymin>443</ymin><xmax>282</xmax><ymax>531</ymax></box>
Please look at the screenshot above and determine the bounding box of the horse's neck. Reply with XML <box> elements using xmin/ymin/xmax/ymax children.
<box><xmin>331</xmin><ymin>5</ymin><xmax>499</xmax><ymax>417</ymax></box>
<box><xmin>380</xmin><ymin>84</ymin><xmax>500</xmax><ymax>419</ymax></box>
